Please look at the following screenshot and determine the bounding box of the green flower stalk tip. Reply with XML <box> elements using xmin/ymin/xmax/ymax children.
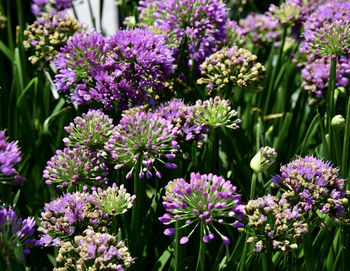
<box><xmin>250</xmin><ymin>146</ymin><xmax>277</xmax><ymax>173</ymax></box>
<box><xmin>331</xmin><ymin>115</ymin><xmax>345</xmax><ymax>130</ymax></box>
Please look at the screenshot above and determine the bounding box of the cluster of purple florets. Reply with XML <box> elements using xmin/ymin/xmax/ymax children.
<box><xmin>54</xmin><ymin>28</ymin><xmax>175</xmax><ymax>110</ymax></box>
<box><xmin>31</xmin><ymin>0</ymin><xmax>74</xmax><ymax>15</ymax></box>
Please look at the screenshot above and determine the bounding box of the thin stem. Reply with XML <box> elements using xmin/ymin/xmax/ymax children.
<box><xmin>327</xmin><ymin>57</ymin><xmax>337</xmax><ymax>161</ymax></box>
<box><xmin>87</xmin><ymin>0</ymin><xmax>96</xmax><ymax>29</ymax></box>
<box><xmin>341</xmin><ymin>97</ymin><xmax>350</xmax><ymax>180</ymax></box>
<box><xmin>250</xmin><ymin>173</ymin><xmax>257</xmax><ymax>200</ymax></box>
<box><xmin>174</xmin><ymin>221</ymin><xmax>183</xmax><ymax>271</ymax></box>
<box><xmin>239</xmin><ymin>236</ymin><xmax>248</xmax><ymax>271</ymax></box>
<box><xmin>196</xmin><ymin>223</ymin><xmax>206</xmax><ymax>271</ymax></box>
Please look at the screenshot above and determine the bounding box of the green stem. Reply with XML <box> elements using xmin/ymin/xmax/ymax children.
<box><xmin>72</xmin><ymin>4</ymin><xmax>80</xmax><ymax>21</ymax></box>
<box><xmin>327</xmin><ymin>57</ymin><xmax>337</xmax><ymax>161</ymax></box>
<box><xmin>341</xmin><ymin>98</ymin><xmax>350</xmax><ymax>180</ymax></box>
<box><xmin>332</xmin><ymin>128</ymin><xmax>342</xmax><ymax>168</ymax></box>
<box><xmin>206</xmin><ymin>129</ymin><xmax>216</xmax><ymax>172</ymax></box>
<box><xmin>174</xmin><ymin>221</ymin><xmax>183</xmax><ymax>271</ymax></box>
<box><xmin>250</xmin><ymin>173</ymin><xmax>257</xmax><ymax>200</ymax></box>
<box><xmin>239</xmin><ymin>237</ymin><xmax>248</xmax><ymax>271</ymax></box>
<box><xmin>196</xmin><ymin>223</ymin><xmax>206</xmax><ymax>271</ymax></box>
<box><xmin>87</xmin><ymin>0</ymin><xmax>96</xmax><ymax>29</ymax></box>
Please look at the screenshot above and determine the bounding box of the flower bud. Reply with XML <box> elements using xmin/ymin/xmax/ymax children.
<box><xmin>331</xmin><ymin>115</ymin><xmax>345</xmax><ymax>130</ymax></box>
<box><xmin>250</xmin><ymin>146</ymin><xmax>277</xmax><ymax>173</ymax></box>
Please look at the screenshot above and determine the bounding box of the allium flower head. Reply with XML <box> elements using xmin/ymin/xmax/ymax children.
<box><xmin>155</xmin><ymin>99</ymin><xmax>208</xmax><ymax>141</ymax></box>
<box><xmin>267</xmin><ymin>1</ymin><xmax>301</xmax><ymax>25</ymax></box>
<box><xmin>239</xmin><ymin>13</ymin><xmax>282</xmax><ymax>49</ymax></box>
<box><xmin>63</xmin><ymin>109</ymin><xmax>114</xmax><ymax>150</ymax></box>
<box><xmin>55</xmin><ymin>227</ymin><xmax>134</xmax><ymax>270</ymax></box>
<box><xmin>39</xmin><ymin>186</ymin><xmax>134</xmax><ymax>247</ymax></box>
<box><xmin>105</xmin><ymin>112</ymin><xmax>179</xmax><ymax>179</ymax></box>
<box><xmin>160</xmin><ymin>172</ymin><xmax>245</xmax><ymax>244</ymax></box>
<box><xmin>245</xmin><ymin>194</ymin><xmax>308</xmax><ymax>253</ymax></box>
<box><xmin>301</xmin><ymin>55</ymin><xmax>350</xmax><ymax>99</ymax></box>
<box><xmin>198</xmin><ymin>46</ymin><xmax>265</xmax><ymax>93</ymax></box>
<box><xmin>43</xmin><ymin>147</ymin><xmax>109</xmax><ymax>188</ymax></box>
<box><xmin>140</xmin><ymin>0</ymin><xmax>227</xmax><ymax>65</ymax></box>
<box><xmin>192</xmin><ymin>97</ymin><xmax>241</xmax><ymax>130</ymax></box>
<box><xmin>0</xmin><ymin>130</ymin><xmax>25</xmax><ymax>184</ymax></box>
<box><xmin>225</xmin><ymin>20</ymin><xmax>247</xmax><ymax>47</ymax></box>
<box><xmin>250</xmin><ymin>146</ymin><xmax>277</xmax><ymax>173</ymax></box>
<box><xmin>23</xmin><ymin>12</ymin><xmax>84</xmax><ymax>65</ymax></box>
<box><xmin>302</xmin><ymin>1</ymin><xmax>350</xmax><ymax>56</ymax></box>
<box><xmin>272</xmin><ymin>156</ymin><xmax>346</xmax><ymax>217</ymax></box>
<box><xmin>0</xmin><ymin>205</ymin><xmax>37</xmax><ymax>264</ymax></box>
<box><xmin>31</xmin><ymin>0</ymin><xmax>74</xmax><ymax>15</ymax></box>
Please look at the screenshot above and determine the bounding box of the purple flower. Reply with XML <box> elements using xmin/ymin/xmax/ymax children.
<box><xmin>31</xmin><ymin>0</ymin><xmax>74</xmax><ymax>15</ymax></box>
<box><xmin>225</xmin><ymin>19</ymin><xmax>247</xmax><ymax>47</ymax></box>
<box><xmin>43</xmin><ymin>147</ymin><xmax>109</xmax><ymax>188</ymax></box>
<box><xmin>274</xmin><ymin>156</ymin><xmax>346</xmax><ymax>217</ymax></box>
<box><xmin>0</xmin><ymin>205</ymin><xmax>37</xmax><ymax>264</ymax></box>
<box><xmin>159</xmin><ymin>172</ymin><xmax>245</xmax><ymax>244</ymax></box>
<box><xmin>55</xmin><ymin>227</ymin><xmax>134</xmax><ymax>270</ymax></box>
<box><xmin>105</xmin><ymin>112</ymin><xmax>179</xmax><ymax>179</ymax></box>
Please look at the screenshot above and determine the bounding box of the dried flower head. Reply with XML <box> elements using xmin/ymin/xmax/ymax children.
<box><xmin>191</xmin><ymin>97</ymin><xmax>241</xmax><ymax>130</ymax></box>
<box><xmin>23</xmin><ymin>12</ymin><xmax>84</xmax><ymax>65</ymax></box>
<box><xmin>0</xmin><ymin>205</ymin><xmax>37</xmax><ymax>265</ymax></box>
<box><xmin>245</xmin><ymin>194</ymin><xmax>308</xmax><ymax>253</ymax></box>
<box><xmin>250</xmin><ymin>146</ymin><xmax>277</xmax><ymax>173</ymax></box>
<box><xmin>272</xmin><ymin>156</ymin><xmax>346</xmax><ymax>218</ymax></box>
<box><xmin>159</xmin><ymin>172</ymin><xmax>245</xmax><ymax>244</ymax></box>
<box><xmin>43</xmin><ymin>147</ymin><xmax>109</xmax><ymax>188</ymax></box>
<box><xmin>198</xmin><ymin>46</ymin><xmax>265</xmax><ymax>94</ymax></box>
<box><xmin>105</xmin><ymin>112</ymin><xmax>179</xmax><ymax>179</ymax></box>
<box><xmin>55</xmin><ymin>227</ymin><xmax>134</xmax><ymax>270</ymax></box>
<box><xmin>63</xmin><ymin>109</ymin><xmax>114</xmax><ymax>150</ymax></box>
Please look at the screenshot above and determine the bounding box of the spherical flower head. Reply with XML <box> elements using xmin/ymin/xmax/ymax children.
<box><xmin>225</xmin><ymin>19</ymin><xmax>248</xmax><ymax>47</ymax></box>
<box><xmin>43</xmin><ymin>147</ymin><xmax>109</xmax><ymax>188</ymax></box>
<box><xmin>138</xmin><ymin>0</ymin><xmax>160</xmax><ymax>26</ymax></box>
<box><xmin>38</xmin><ymin>191</ymin><xmax>110</xmax><ymax>247</ymax></box>
<box><xmin>273</xmin><ymin>156</ymin><xmax>346</xmax><ymax>217</ymax></box>
<box><xmin>0</xmin><ymin>205</ymin><xmax>37</xmax><ymax>264</ymax></box>
<box><xmin>55</xmin><ymin>227</ymin><xmax>134</xmax><ymax>270</ymax></box>
<box><xmin>54</xmin><ymin>30</ymin><xmax>106</xmax><ymax>104</ymax></box>
<box><xmin>0</xmin><ymin>130</ymin><xmax>25</xmax><ymax>184</ymax></box>
<box><xmin>63</xmin><ymin>109</ymin><xmax>114</xmax><ymax>150</ymax></box>
<box><xmin>301</xmin><ymin>55</ymin><xmax>350</xmax><ymax>100</ymax></box>
<box><xmin>105</xmin><ymin>112</ymin><xmax>179</xmax><ymax>179</ymax></box>
<box><xmin>239</xmin><ymin>13</ymin><xmax>282</xmax><ymax>49</ymax></box>
<box><xmin>302</xmin><ymin>1</ymin><xmax>350</xmax><ymax>56</ymax></box>
<box><xmin>94</xmin><ymin>183</ymin><xmax>136</xmax><ymax>216</ymax></box>
<box><xmin>155</xmin><ymin>99</ymin><xmax>208</xmax><ymax>141</ymax></box>
<box><xmin>191</xmin><ymin>97</ymin><xmax>241</xmax><ymax>130</ymax></box>
<box><xmin>31</xmin><ymin>0</ymin><xmax>74</xmax><ymax>15</ymax></box>
<box><xmin>142</xmin><ymin>0</ymin><xmax>228</xmax><ymax>66</ymax></box>
<box><xmin>105</xmin><ymin>28</ymin><xmax>175</xmax><ymax>105</ymax></box>
<box><xmin>245</xmin><ymin>195</ymin><xmax>307</xmax><ymax>253</ymax></box>
<box><xmin>198</xmin><ymin>46</ymin><xmax>265</xmax><ymax>94</ymax></box>
<box><xmin>250</xmin><ymin>146</ymin><xmax>277</xmax><ymax>173</ymax></box>
<box><xmin>267</xmin><ymin>1</ymin><xmax>301</xmax><ymax>25</ymax></box>
<box><xmin>160</xmin><ymin>172</ymin><xmax>245</xmax><ymax>244</ymax></box>
<box><xmin>23</xmin><ymin>12</ymin><xmax>84</xmax><ymax>66</ymax></box>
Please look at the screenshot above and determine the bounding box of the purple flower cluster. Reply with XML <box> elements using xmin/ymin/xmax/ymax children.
<box><xmin>0</xmin><ymin>205</ymin><xmax>37</xmax><ymax>264</ymax></box>
<box><xmin>267</xmin><ymin>0</ymin><xmax>301</xmax><ymax>25</ymax></box>
<box><xmin>301</xmin><ymin>1</ymin><xmax>350</xmax><ymax>56</ymax></box>
<box><xmin>54</xmin><ymin>29</ymin><xmax>175</xmax><ymax>110</ymax></box>
<box><xmin>63</xmin><ymin>109</ymin><xmax>114</xmax><ymax>150</ymax></box>
<box><xmin>159</xmin><ymin>172</ymin><xmax>245</xmax><ymax>244</ymax></box>
<box><xmin>301</xmin><ymin>55</ymin><xmax>350</xmax><ymax>99</ymax></box>
<box><xmin>198</xmin><ymin>46</ymin><xmax>265</xmax><ymax>94</ymax></box>
<box><xmin>139</xmin><ymin>0</ymin><xmax>227</xmax><ymax>66</ymax></box>
<box><xmin>31</xmin><ymin>0</ymin><xmax>74</xmax><ymax>16</ymax></box>
<box><xmin>273</xmin><ymin>156</ymin><xmax>346</xmax><ymax>217</ymax></box>
<box><xmin>39</xmin><ymin>186</ymin><xmax>135</xmax><ymax>247</ymax></box>
<box><xmin>23</xmin><ymin>12</ymin><xmax>84</xmax><ymax>65</ymax></box>
<box><xmin>0</xmin><ymin>130</ymin><xmax>25</xmax><ymax>184</ymax></box>
<box><xmin>43</xmin><ymin>147</ymin><xmax>109</xmax><ymax>188</ymax></box>
<box><xmin>192</xmin><ymin>97</ymin><xmax>241</xmax><ymax>130</ymax></box>
<box><xmin>55</xmin><ymin>227</ymin><xmax>134</xmax><ymax>270</ymax></box>
<box><xmin>245</xmin><ymin>195</ymin><xmax>308</xmax><ymax>253</ymax></box>
<box><xmin>105</xmin><ymin>112</ymin><xmax>179</xmax><ymax>179</ymax></box>
<box><xmin>225</xmin><ymin>19</ymin><xmax>247</xmax><ymax>47</ymax></box>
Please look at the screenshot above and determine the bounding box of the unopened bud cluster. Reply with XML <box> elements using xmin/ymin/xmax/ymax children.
<box><xmin>250</xmin><ymin>146</ymin><xmax>277</xmax><ymax>173</ymax></box>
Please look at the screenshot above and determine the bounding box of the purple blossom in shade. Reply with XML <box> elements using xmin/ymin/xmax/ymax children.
<box><xmin>239</xmin><ymin>13</ymin><xmax>282</xmax><ymax>50</ymax></box>
<box><xmin>55</xmin><ymin>227</ymin><xmax>134</xmax><ymax>270</ymax></box>
<box><xmin>23</xmin><ymin>12</ymin><xmax>84</xmax><ymax>65</ymax></box>
<box><xmin>0</xmin><ymin>205</ymin><xmax>37</xmax><ymax>264</ymax></box>
<box><xmin>0</xmin><ymin>130</ymin><xmax>25</xmax><ymax>184</ymax></box>
<box><xmin>43</xmin><ymin>147</ymin><xmax>109</xmax><ymax>188</ymax></box>
<box><xmin>159</xmin><ymin>172</ymin><xmax>245</xmax><ymax>244</ymax></box>
<box><xmin>104</xmin><ymin>28</ymin><xmax>176</xmax><ymax>107</ymax></box>
<box><xmin>63</xmin><ymin>109</ymin><xmax>114</xmax><ymax>150</ymax></box>
<box><xmin>225</xmin><ymin>19</ymin><xmax>248</xmax><ymax>47</ymax></box>
<box><xmin>154</xmin><ymin>99</ymin><xmax>208</xmax><ymax>142</ymax></box>
<box><xmin>301</xmin><ymin>55</ymin><xmax>350</xmax><ymax>100</ymax></box>
<box><xmin>273</xmin><ymin>156</ymin><xmax>347</xmax><ymax>218</ymax></box>
<box><xmin>105</xmin><ymin>112</ymin><xmax>179</xmax><ymax>179</ymax></box>
<box><xmin>191</xmin><ymin>97</ymin><xmax>241</xmax><ymax>130</ymax></box>
<box><xmin>197</xmin><ymin>46</ymin><xmax>265</xmax><ymax>94</ymax></box>
<box><xmin>301</xmin><ymin>1</ymin><xmax>350</xmax><ymax>56</ymax></box>
<box><xmin>39</xmin><ymin>186</ymin><xmax>134</xmax><ymax>247</ymax></box>
<box><xmin>140</xmin><ymin>0</ymin><xmax>228</xmax><ymax>68</ymax></box>
<box><xmin>245</xmin><ymin>195</ymin><xmax>308</xmax><ymax>253</ymax></box>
